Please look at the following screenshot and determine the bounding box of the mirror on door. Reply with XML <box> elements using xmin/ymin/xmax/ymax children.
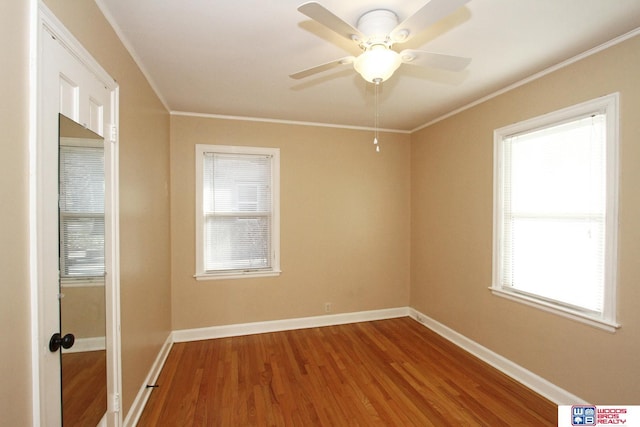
<box><xmin>58</xmin><ymin>114</ymin><xmax>107</xmax><ymax>426</ymax></box>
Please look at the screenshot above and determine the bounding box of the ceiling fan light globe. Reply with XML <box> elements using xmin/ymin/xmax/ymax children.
<box><xmin>354</xmin><ymin>47</ymin><xmax>402</xmax><ymax>83</ymax></box>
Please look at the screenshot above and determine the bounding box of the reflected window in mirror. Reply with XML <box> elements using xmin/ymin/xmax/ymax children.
<box><xmin>59</xmin><ymin>132</ymin><xmax>105</xmax><ymax>285</ymax></box>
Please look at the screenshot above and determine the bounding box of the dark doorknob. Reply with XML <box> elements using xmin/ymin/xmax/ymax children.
<box><xmin>49</xmin><ymin>332</ymin><xmax>75</xmax><ymax>352</ymax></box>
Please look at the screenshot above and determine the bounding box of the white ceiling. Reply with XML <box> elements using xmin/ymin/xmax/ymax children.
<box><xmin>96</xmin><ymin>0</ymin><xmax>640</xmax><ymax>131</ymax></box>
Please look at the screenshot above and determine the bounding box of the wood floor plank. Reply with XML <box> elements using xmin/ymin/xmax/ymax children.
<box><xmin>138</xmin><ymin>317</ymin><xmax>557</xmax><ymax>426</ymax></box>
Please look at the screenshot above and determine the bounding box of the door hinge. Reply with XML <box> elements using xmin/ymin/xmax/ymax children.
<box><xmin>110</xmin><ymin>124</ymin><xmax>118</xmax><ymax>142</ymax></box>
<box><xmin>111</xmin><ymin>393</ymin><xmax>121</xmax><ymax>412</ymax></box>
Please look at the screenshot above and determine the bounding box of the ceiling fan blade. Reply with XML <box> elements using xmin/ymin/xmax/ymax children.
<box><xmin>399</xmin><ymin>49</ymin><xmax>471</xmax><ymax>71</ymax></box>
<box><xmin>289</xmin><ymin>56</ymin><xmax>355</xmax><ymax>80</ymax></box>
<box><xmin>390</xmin><ymin>0</ymin><xmax>470</xmax><ymax>43</ymax></box>
<box><xmin>298</xmin><ymin>2</ymin><xmax>364</xmax><ymax>43</ymax></box>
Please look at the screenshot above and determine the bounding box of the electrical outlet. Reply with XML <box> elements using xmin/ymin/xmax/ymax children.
<box><xmin>324</xmin><ymin>302</ymin><xmax>332</xmax><ymax>313</ymax></box>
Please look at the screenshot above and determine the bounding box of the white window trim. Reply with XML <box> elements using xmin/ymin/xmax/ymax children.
<box><xmin>491</xmin><ymin>93</ymin><xmax>620</xmax><ymax>332</ymax></box>
<box><xmin>194</xmin><ymin>144</ymin><xmax>281</xmax><ymax>281</ymax></box>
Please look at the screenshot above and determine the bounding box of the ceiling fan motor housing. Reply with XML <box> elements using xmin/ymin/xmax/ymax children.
<box><xmin>357</xmin><ymin>9</ymin><xmax>399</xmax><ymax>47</ymax></box>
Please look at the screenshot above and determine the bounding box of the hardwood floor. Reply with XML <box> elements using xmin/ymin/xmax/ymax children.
<box><xmin>138</xmin><ymin>317</ymin><xmax>556</xmax><ymax>426</ymax></box>
<box><xmin>62</xmin><ymin>350</ymin><xmax>107</xmax><ymax>426</ymax></box>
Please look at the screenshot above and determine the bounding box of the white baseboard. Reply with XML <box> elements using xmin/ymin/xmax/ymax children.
<box><xmin>62</xmin><ymin>336</ymin><xmax>106</xmax><ymax>353</ymax></box>
<box><xmin>408</xmin><ymin>308</ymin><xmax>587</xmax><ymax>405</ymax></box>
<box><xmin>172</xmin><ymin>307</ymin><xmax>410</xmax><ymax>342</ymax></box>
<box><xmin>123</xmin><ymin>334</ymin><xmax>173</xmax><ymax>427</ymax></box>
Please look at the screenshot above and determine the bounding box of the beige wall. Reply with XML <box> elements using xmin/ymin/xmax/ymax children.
<box><xmin>0</xmin><ymin>0</ymin><xmax>33</xmax><ymax>424</ymax></box>
<box><xmin>43</xmin><ymin>0</ymin><xmax>172</xmax><ymax>416</ymax></box>
<box><xmin>410</xmin><ymin>34</ymin><xmax>640</xmax><ymax>403</ymax></box>
<box><xmin>170</xmin><ymin>116</ymin><xmax>411</xmax><ymax>329</ymax></box>
<box><xmin>61</xmin><ymin>286</ymin><xmax>106</xmax><ymax>339</ymax></box>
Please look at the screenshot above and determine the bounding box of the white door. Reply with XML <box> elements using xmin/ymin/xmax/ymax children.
<box><xmin>34</xmin><ymin>5</ymin><xmax>121</xmax><ymax>426</ymax></box>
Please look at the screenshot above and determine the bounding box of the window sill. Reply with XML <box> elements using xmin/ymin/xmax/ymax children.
<box><xmin>61</xmin><ymin>278</ymin><xmax>105</xmax><ymax>288</ymax></box>
<box><xmin>489</xmin><ymin>287</ymin><xmax>620</xmax><ymax>333</ymax></box>
<box><xmin>195</xmin><ymin>269</ymin><xmax>281</xmax><ymax>281</ymax></box>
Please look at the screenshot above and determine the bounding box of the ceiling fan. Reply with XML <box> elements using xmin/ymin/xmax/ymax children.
<box><xmin>290</xmin><ymin>0</ymin><xmax>472</xmax><ymax>84</ymax></box>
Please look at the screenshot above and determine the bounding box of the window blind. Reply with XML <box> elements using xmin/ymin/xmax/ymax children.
<box><xmin>502</xmin><ymin>113</ymin><xmax>606</xmax><ymax>313</ymax></box>
<box><xmin>203</xmin><ymin>152</ymin><xmax>272</xmax><ymax>272</ymax></box>
<box><xmin>59</xmin><ymin>145</ymin><xmax>105</xmax><ymax>278</ymax></box>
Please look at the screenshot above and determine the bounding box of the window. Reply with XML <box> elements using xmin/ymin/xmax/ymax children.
<box><xmin>195</xmin><ymin>144</ymin><xmax>280</xmax><ymax>280</ymax></box>
<box><xmin>59</xmin><ymin>141</ymin><xmax>105</xmax><ymax>282</ymax></box>
<box><xmin>492</xmin><ymin>94</ymin><xmax>619</xmax><ymax>331</ymax></box>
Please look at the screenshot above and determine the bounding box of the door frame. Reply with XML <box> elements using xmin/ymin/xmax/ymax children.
<box><xmin>30</xmin><ymin>2</ymin><xmax>122</xmax><ymax>425</ymax></box>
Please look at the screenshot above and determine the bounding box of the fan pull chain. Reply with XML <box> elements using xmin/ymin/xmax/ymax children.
<box><xmin>373</xmin><ymin>79</ymin><xmax>380</xmax><ymax>152</ymax></box>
